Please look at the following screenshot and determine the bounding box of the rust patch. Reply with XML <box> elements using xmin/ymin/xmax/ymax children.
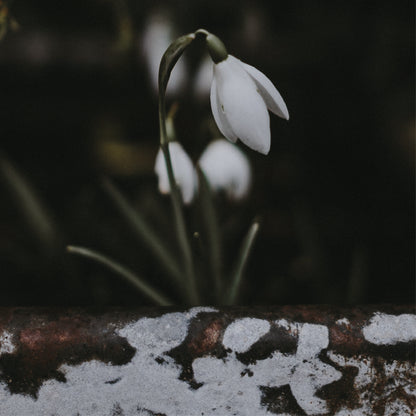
<box><xmin>329</xmin><ymin>322</ymin><xmax>366</xmax><ymax>356</ymax></box>
<box><xmin>368</xmin><ymin>357</ymin><xmax>416</xmax><ymax>415</ymax></box>
<box><xmin>317</xmin><ymin>358</ymin><xmax>360</xmax><ymax>413</ymax></box>
<box><xmin>0</xmin><ymin>312</ymin><xmax>136</xmax><ymax>398</ymax></box>
<box><xmin>236</xmin><ymin>323</ymin><xmax>298</xmax><ymax>365</ymax></box>
<box><xmin>188</xmin><ymin>318</ymin><xmax>222</xmax><ymax>355</ymax></box>
<box><xmin>260</xmin><ymin>385</ymin><xmax>307</xmax><ymax>415</ymax></box>
<box><xmin>166</xmin><ymin>312</ymin><xmax>230</xmax><ymax>389</ymax></box>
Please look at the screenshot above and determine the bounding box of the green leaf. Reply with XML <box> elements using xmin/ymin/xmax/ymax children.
<box><xmin>102</xmin><ymin>178</ymin><xmax>185</xmax><ymax>289</ymax></box>
<box><xmin>67</xmin><ymin>245</ymin><xmax>173</xmax><ymax>306</ymax></box>
<box><xmin>226</xmin><ymin>220</ymin><xmax>260</xmax><ymax>305</ymax></box>
<box><xmin>0</xmin><ymin>153</ymin><xmax>59</xmax><ymax>252</ymax></box>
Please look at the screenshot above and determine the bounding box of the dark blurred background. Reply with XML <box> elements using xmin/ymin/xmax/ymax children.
<box><xmin>0</xmin><ymin>0</ymin><xmax>414</xmax><ymax>306</ymax></box>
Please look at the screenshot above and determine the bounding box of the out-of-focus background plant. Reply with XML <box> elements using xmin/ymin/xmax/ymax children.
<box><xmin>0</xmin><ymin>0</ymin><xmax>414</xmax><ymax>306</ymax></box>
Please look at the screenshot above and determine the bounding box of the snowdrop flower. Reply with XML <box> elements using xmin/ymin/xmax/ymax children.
<box><xmin>206</xmin><ymin>34</ymin><xmax>289</xmax><ymax>155</ymax></box>
<box><xmin>199</xmin><ymin>139</ymin><xmax>251</xmax><ymax>200</ymax></box>
<box><xmin>154</xmin><ymin>142</ymin><xmax>197</xmax><ymax>204</ymax></box>
<box><xmin>141</xmin><ymin>11</ymin><xmax>187</xmax><ymax>96</ymax></box>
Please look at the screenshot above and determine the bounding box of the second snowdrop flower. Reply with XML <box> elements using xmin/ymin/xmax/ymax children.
<box><xmin>199</xmin><ymin>139</ymin><xmax>251</xmax><ymax>200</ymax></box>
<box><xmin>206</xmin><ymin>33</ymin><xmax>289</xmax><ymax>155</ymax></box>
<box><xmin>142</xmin><ymin>11</ymin><xmax>187</xmax><ymax>96</ymax></box>
<box><xmin>154</xmin><ymin>142</ymin><xmax>197</xmax><ymax>205</ymax></box>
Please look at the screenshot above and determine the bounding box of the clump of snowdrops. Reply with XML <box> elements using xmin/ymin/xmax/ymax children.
<box><xmin>68</xmin><ymin>29</ymin><xmax>289</xmax><ymax>306</ymax></box>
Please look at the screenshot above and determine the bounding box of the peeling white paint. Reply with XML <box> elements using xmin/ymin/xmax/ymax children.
<box><xmin>222</xmin><ymin>318</ymin><xmax>270</xmax><ymax>353</ymax></box>
<box><xmin>335</xmin><ymin>318</ymin><xmax>350</xmax><ymax>326</ymax></box>
<box><xmin>363</xmin><ymin>313</ymin><xmax>416</xmax><ymax>345</ymax></box>
<box><xmin>0</xmin><ymin>331</ymin><xmax>15</xmax><ymax>354</ymax></box>
<box><xmin>193</xmin><ymin>320</ymin><xmax>340</xmax><ymax>416</ymax></box>
<box><xmin>0</xmin><ymin>307</ymin><xmax>219</xmax><ymax>416</ymax></box>
<box><xmin>251</xmin><ymin>322</ymin><xmax>341</xmax><ymax>415</ymax></box>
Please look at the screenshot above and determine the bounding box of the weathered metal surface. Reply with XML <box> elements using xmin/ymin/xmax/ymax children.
<box><xmin>0</xmin><ymin>305</ymin><xmax>414</xmax><ymax>415</ymax></box>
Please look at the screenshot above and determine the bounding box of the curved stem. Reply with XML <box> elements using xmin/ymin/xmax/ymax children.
<box><xmin>158</xmin><ymin>32</ymin><xmax>200</xmax><ymax>305</ymax></box>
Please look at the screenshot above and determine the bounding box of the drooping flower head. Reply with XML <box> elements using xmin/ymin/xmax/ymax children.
<box><xmin>199</xmin><ymin>139</ymin><xmax>251</xmax><ymax>200</ymax></box>
<box><xmin>154</xmin><ymin>141</ymin><xmax>197</xmax><ymax>204</ymax></box>
<box><xmin>206</xmin><ymin>33</ymin><xmax>289</xmax><ymax>155</ymax></box>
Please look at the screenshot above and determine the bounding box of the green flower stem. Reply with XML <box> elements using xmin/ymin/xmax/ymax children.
<box><xmin>159</xmin><ymin>143</ymin><xmax>199</xmax><ymax>305</ymax></box>
<box><xmin>102</xmin><ymin>177</ymin><xmax>185</xmax><ymax>290</ymax></box>
<box><xmin>158</xmin><ymin>32</ymin><xmax>199</xmax><ymax>305</ymax></box>
<box><xmin>226</xmin><ymin>220</ymin><xmax>260</xmax><ymax>305</ymax></box>
<box><xmin>67</xmin><ymin>245</ymin><xmax>173</xmax><ymax>306</ymax></box>
<box><xmin>197</xmin><ymin>167</ymin><xmax>222</xmax><ymax>302</ymax></box>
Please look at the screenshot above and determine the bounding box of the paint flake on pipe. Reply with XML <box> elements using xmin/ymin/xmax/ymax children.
<box><xmin>0</xmin><ymin>331</ymin><xmax>15</xmax><ymax>354</ymax></box>
<box><xmin>363</xmin><ymin>313</ymin><xmax>416</xmax><ymax>345</ymax></box>
<box><xmin>335</xmin><ymin>318</ymin><xmax>350</xmax><ymax>326</ymax></box>
<box><xmin>222</xmin><ymin>318</ymin><xmax>270</xmax><ymax>352</ymax></box>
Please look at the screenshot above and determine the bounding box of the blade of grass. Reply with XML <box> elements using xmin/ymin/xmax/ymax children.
<box><xmin>226</xmin><ymin>220</ymin><xmax>260</xmax><ymax>305</ymax></box>
<box><xmin>102</xmin><ymin>178</ymin><xmax>185</xmax><ymax>287</ymax></box>
<box><xmin>67</xmin><ymin>245</ymin><xmax>173</xmax><ymax>306</ymax></box>
<box><xmin>196</xmin><ymin>166</ymin><xmax>222</xmax><ymax>302</ymax></box>
<box><xmin>0</xmin><ymin>153</ymin><xmax>59</xmax><ymax>252</ymax></box>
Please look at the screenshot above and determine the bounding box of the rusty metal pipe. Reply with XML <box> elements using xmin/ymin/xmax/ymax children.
<box><xmin>0</xmin><ymin>305</ymin><xmax>414</xmax><ymax>415</ymax></box>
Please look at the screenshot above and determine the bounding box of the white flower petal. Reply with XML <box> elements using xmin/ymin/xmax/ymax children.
<box><xmin>214</xmin><ymin>56</ymin><xmax>271</xmax><ymax>155</ymax></box>
<box><xmin>154</xmin><ymin>142</ymin><xmax>197</xmax><ymax>204</ymax></box>
<box><xmin>242</xmin><ymin>61</ymin><xmax>289</xmax><ymax>120</ymax></box>
<box><xmin>154</xmin><ymin>147</ymin><xmax>170</xmax><ymax>193</ymax></box>
<box><xmin>199</xmin><ymin>139</ymin><xmax>251</xmax><ymax>200</ymax></box>
<box><xmin>210</xmin><ymin>77</ymin><xmax>238</xmax><ymax>143</ymax></box>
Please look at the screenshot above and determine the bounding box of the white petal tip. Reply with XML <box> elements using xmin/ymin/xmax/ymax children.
<box><xmin>249</xmin><ymin>142</ymin><xmax>270</xmax><ymax>155</ymax></box>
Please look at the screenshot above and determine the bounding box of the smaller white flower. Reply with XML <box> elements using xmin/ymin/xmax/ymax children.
<box><xmin>154</xmin><ymin>142</ymin><xmax>197</xmax><ymax>204</ymax></box>
<box><xmin>210</xmin><ymin>55</ymin><xmax>289</xmax><ymax>155</ymax></box>
<box><xmin>141</xmin><ymin>12</ymin><xmax>187</xmax><ymax>96</ymax></box>
<box><xmin>199</xmin><ymin>139</ymin><xmax>251</xmax><ymax>200</ymax></box>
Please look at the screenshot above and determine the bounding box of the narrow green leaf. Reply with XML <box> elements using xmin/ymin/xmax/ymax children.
<box><xmin>196</xmin><ymin>166</ymin><xmax>222</xmax><ymax>302</ymax></box>
<box><xmin>67</xmin><ymin>245</ymin><xmax>173</xmax><ymax>306</ymax></box>
<box><xmin>226</xmin><ymin>220</ymin><xmax>260</xmax><ymax>305</ymax></box>
<box><xmin>0</xmin><ymin>153</ymin><xmax>59</xmax><ymax>252</ymax></box>
<box><xmin>102</xmin><ymin>177</ymin><xmax>185</xmax><ymax>288</ymax></box>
